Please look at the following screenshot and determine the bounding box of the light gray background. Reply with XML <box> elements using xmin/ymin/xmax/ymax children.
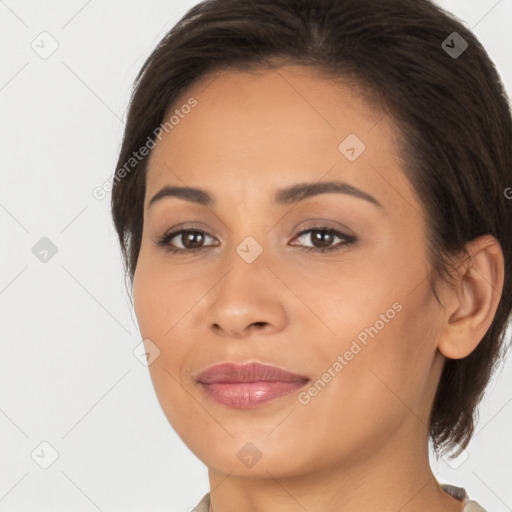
<box><xmin>1</xmin><ymin>1</ymin><xmax>511</xmax><ymax>511</ymax></box>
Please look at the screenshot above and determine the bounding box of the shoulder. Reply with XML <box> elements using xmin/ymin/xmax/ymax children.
<box><xmin>441</xmin><ymin>483</ymin><xmax>488</xmax><ymax>512</ymax></box>
<box><xmin>194</xmin><ymin>488</ymin><xmax>488</xmax><ymax>511</ymax></box>
<box><xmin>192</xmin><ymin>492</ymin><xmax>210</xmax><ymax>512</ymax></box>
<box><xmin>462</xmin><ymin>500</ymin><xmax>488</xmax><ymax>512</ymax></box>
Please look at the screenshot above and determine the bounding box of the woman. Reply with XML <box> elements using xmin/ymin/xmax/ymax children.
<box><xmin>111</xmin><ymin>0</ymin><xmax>512</xmax><ymax>510</ymax></box>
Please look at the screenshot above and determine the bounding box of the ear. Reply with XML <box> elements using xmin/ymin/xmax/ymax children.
<box><xmin>437</xmin><ymin>234</ymin><xmax>505</xmax><ymax>359</ymax></box>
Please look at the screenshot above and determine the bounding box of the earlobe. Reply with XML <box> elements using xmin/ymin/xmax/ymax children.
<box><xmin>437</xmin><ymin>234</ymin><xmax>505</xmax><ymax>360</ymax></box>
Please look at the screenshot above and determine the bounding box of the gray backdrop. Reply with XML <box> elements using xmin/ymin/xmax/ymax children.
<box><xmin>1</xmin><ymin>0</ymin><xmax>511</xmax><ymax>510</ymax></box>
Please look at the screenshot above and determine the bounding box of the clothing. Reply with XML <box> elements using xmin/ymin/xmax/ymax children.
<box><xmin>441</xmin><ymin>484</ymin><xmax>487</xmax><ymax>512</ymax></box>
<box><xmin>193</xmin><ymin>483</ymin><xmax>487</xmax><ymax>511</ymax></box>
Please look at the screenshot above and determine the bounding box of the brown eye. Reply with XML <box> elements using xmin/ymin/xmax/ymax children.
<box><xmin>310</xmin><ymin>229</ymin><xmax>335</xmax><ymax>248</ymax></box>
<box><xmin>290</xmin><ymin>227</ymin><xmax>356</xmax><ymax>253</ymax></box>
<box><xmin>157</xmin><ymin>229</ymin><xmax>218</xmax><ymax>253</ymax></box>
<box><xmin>178</xmin><ymin>231</ymin><xmax>205</xmax><ymax>249</ymax></box>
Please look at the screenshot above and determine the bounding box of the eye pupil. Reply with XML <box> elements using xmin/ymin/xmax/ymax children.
<box><xmin>183</xmin><ymin>231</ymin><xmax>204</xmax><ymax>248</ymax></box>
<box><xmin>312</xmin><ymin>229</ymin><xmax>334</xmax><ymax>248</ymax></box>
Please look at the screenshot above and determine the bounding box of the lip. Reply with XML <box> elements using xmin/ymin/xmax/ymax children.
<box><xmin>196</xmin><ymin>362</ymin><xmax>310</xmax><ymax>409</ymax></box>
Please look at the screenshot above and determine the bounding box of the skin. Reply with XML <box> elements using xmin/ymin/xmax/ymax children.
<box><xmin>132</xmin><ymin>65</ymin><xmax>504</xmax><ymax>512</ymax></box>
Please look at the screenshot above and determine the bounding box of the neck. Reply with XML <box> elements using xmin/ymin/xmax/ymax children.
<box><xmin>206</xmin><ymin>423</ymin><xmax>464</xmax><ymax>512</ymax></box>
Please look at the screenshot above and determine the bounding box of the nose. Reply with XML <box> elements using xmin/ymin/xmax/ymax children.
<box><xmin>204</xmin><ymin>248</ymin><xmax>288</xmax><ymax>339</ymax></box>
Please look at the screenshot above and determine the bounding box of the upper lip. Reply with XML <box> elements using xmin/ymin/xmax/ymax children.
<box><xmin>196</xmin><ymin>362</ymin><xmax>310</xmax><ymax>384</ymax></box>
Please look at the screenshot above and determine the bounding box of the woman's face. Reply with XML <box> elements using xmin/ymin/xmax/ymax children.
<box><xmin>133</xmin><ymin>65</ymin><xmax>447</xmax><ymax>477</ymax></box>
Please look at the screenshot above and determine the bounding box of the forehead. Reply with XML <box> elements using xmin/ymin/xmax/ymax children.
<box><xmin>144</xmin><ymin>65</ymin><xmax>410</xmax><ymax>211</ymax></box>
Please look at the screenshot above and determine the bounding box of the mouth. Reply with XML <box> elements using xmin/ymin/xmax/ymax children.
<box><xmin>196</xmin><ymin>361</ymin><xmax>310</xmax><ymax>409</ymax></box>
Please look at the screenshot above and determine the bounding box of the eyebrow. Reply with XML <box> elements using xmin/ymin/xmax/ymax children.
<box><xmin>148</xmin><ymin>180</ymin><xmax>383</xmax><ymax>209</ymax></box>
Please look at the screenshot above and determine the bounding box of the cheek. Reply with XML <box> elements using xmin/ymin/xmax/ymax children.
<box><xmin>306</xmin><ymin>242</ymin><xmax>439</xmax><ymax>422</ymax></box>
<box><xmin>293</xmin><ymin>303</ymin><xmax>436</xmax><ymax>470</ymax></box>
<box><xmin>133</xmin><ymin>255</ymin><xmax>197</xmax><ymax>432</ymax></box>
<box><xmin>133</xmin><ymin>249</ymin><xmax>204</xmax><ymax>380</ymax></box>
<box><xmin>133</xmin><ymin>247</ymin><xmax>193</xmax><ymax>339</ymax></box>
<box><xmin>326</xmin><ymin>279</ymin><xmax>440</xmax><ymax>425</ymax></box>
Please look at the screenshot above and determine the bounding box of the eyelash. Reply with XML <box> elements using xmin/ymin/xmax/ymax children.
<box><xmin>156</xmin><ymin>226</ymin><xmax>356</xmax><ymax>254</ymax></box>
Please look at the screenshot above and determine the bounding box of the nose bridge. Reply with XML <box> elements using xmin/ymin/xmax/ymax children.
<box><xmin>234</xmin><ymin>232</ymin><xmax>266</xmax><ymax>266</ymax></box>
<box><xmin>219</xmin><ymin>192</ymin><xmax>271</xmax><ymax>268</ymax></box>
<box><xmin>219</xmin><ymin>230</ymin><xmax>271</xmax><ymax>301</ymax></box>
<box><xmin>204</xmin><ymin>231</ymin><xmax>287</xmax><ymax>337</ymax></box>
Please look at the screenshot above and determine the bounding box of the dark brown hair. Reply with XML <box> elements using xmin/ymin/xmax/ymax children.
<box><xmin>111</xmin><ymin>0</ymin><xmax>512</xmax><ymax>456</ymax></box>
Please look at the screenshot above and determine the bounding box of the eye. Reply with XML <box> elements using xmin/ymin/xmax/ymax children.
<box><xmin>156</xmin><ymin>226</ymin><xmax>356</xmax><ymax>254</ymax></box>
<box><xmin>290</xmin><ymin>227</ymin><xmax>356</xmax><ymax>253</ymax></box>
<box><xmin>157</xmin><ymin>228</ymin><xmax>219</xmax><ymax>253</ymax></box>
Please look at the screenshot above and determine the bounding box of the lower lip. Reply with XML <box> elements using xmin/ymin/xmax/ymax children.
<box><xmin>199</xmin><ymin>380</ymin><xmax>308</xmax><ymax>408</ymax></box>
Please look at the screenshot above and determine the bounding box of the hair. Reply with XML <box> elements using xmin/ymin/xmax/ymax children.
<box><xmin>111</xmin><ymin>0</ymin><xmax>512</xmax><ymax>457</ymax></box>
